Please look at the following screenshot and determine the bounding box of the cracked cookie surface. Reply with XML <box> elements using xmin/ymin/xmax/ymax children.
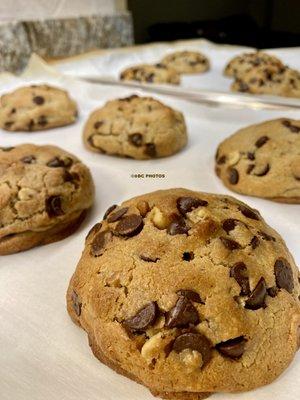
<box><xmin>83</xmin><ymin>95</ymin><xmax>187</xmax><ymax>159</ymax></box>
<box><xmin>67</xmin><ymin>188</ymin><xmax>300</xmax><ymax>399</ymax></box>
<box><xmin>0</xmin><ymin>84</ymin><xmax>78</xmax><ymax>131</ymax></box>
<box><xmin>160</xmin><ymin>51</ymin><xmax>210</xmax><ymax>74</ymax></box>
<box><xmin>0</xmin><ymin>144</ymin><xmax>94</xmax><ymax>254</ymax></box>
<box><xmin>120</xmin><ymin>64</ymin><xmax>180</xmax><ymax>85</ymax></box>
<box><xmin>224</xmin><ymin>52</ymin><xmax>284</xmax><ymax>78</ymax></box>
<box><xmin>215</xmin><ymin>118</ymin><xmax>300</xmax><ymax>203</ymax></box>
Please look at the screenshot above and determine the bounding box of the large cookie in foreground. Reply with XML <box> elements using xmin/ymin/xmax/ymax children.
<box><xmin>0</xmin><ymin>144</ymin><xmax>94</xmax><ymax>254</ymax></box>
<box><xmin>67</xmin><ymin>188</ymin><xmax>300</xmax><ymax>400</ymax></box>
<box><xmin>83</xmin><ymin>95</ymin><xmax>187</xmax><ymax>159</ymax></box>
<box><xmin>215</xmin><ymin>118</ymin><xmax>300</xmax><ymax>203</ymax></box>
<box><xmin>0</xmin><ymin>84</ymin><xmax>78</xmax><ymax>131</ymax></box>
<box><xmin>120</xmin><ymin>64</ymin><xmax>180</xmax><ymax>85</ymax></box>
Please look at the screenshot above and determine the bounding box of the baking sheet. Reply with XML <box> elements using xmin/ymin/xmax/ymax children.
<box><xmin>53</xmin><ymin>38</ymin><xmax>300</xmax><ymax>94</ymax></box>
<box><xmin>0</xmin><ymin>56</ymin><xmax>299</xmax><ymax>400</ymax></box>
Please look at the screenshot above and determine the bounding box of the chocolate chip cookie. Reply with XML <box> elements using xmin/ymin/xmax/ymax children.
<box><xmin>67</xmin><ymin>188</ymin><xmax>300</xmax><ymax>400</ymax></box>
<box><xmin>160</xmin><ymin>51</ymin><xmax>210</xmax><ymax>74</ymax></box>
<box><xmin>120</xmin><ymin>64</ymin><xmax>180</xmax><ymax>85</ymax></box>
<box><xmin>231</xmin><ymin>65</ymin><xmax>300</xmax><ymax>98</ymax></box>
<box><xmin>0</xmin><ymin>84</ymin><xmax>78</xmax><ymax>131</ymax></box>
<box><xmin>83</xmin><ymin>95</ymin><xmax>187</xmax><ymax>159</ymax></box>
<box><xmin>215</xmin><ymin>118</ymin><xmax>300</xmax><ymax>203</ymax></box>
<box><xmin>0</xmin><ymin>144</ymin><xmax>94</xmax><ymax>254</ymax></box>
<box><xmin>224</xmin><ymin>51</ymin><xmax>284</xmax><ymax>78</ymax></box>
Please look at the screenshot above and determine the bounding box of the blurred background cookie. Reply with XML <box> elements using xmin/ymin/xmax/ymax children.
<box><xmin>120</xmin><ymin>64</ymin><xmax>180</xmax><ymax>84</ymax></box>
<box><xmin>231</xmin><ymin>65</ymin><xmax>300</xmax><ymax>98</ymax></box>
<box><xmin>0</xmin><ymin>144</ymin><xmax>94</xmax><ymax>254</ymax></box>
<box><xmin>160</xmin><ymin>50</ymin><xmax>210</xmax><ymax>74</ymax></box>
<box><xmin>224</xmin><ymin>52</ymin><xmax>284</xmax><ymax>78</ymax></box>
<box><xmin>0</xmin><ymin>84</ymin><xmax>78</xmax><ymax>131</ymax></box>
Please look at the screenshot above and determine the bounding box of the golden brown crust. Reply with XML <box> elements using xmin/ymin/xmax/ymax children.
<box><xmin>0</xmin><ymin>209</ymin><xmax>87</xmax><ymax>255</ymax></box>
<box><xmin>67</xmin><ymin>188</ymin><xmax>300</xmax><ymax>398</ymax></box>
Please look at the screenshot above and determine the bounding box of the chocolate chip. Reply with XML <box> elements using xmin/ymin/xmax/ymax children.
<box><xmin>220</xmin><ymin>237</ymin><xmax>241</xmax><ymax>250</ymax></box>
<box><xmin>123</xmin><ymin>302</ymin><xmax>158</xmax><ymax>331</ymax></box>
<box><xmin>177</xmin><ymin>197</ymin><xmax>208</xmax><ymax>215</ymax></box>
<box><xmin>238</xmin><ymin>82</ymin><xmax>249</xmax><ymax>92</ymax></box>
<box><xmin>172</xmin><ymin>333</ymin><xmax>212</xmax><ymax>366</ymax></box>
<box><xmin>120</xmin><ymin>95</ymin><xmax>138</xmax><ymax>102</ymax></box>
<box><xmin>259</xmin><ymin>231</ymin><xmax>276</xmax><ymax>242</ymax></box>
<box><xmin>87</xmin><ymin>135</ymin><xmax>96</xmax><ymax>147</ymax></box>
<box><xmin>45</xmin><ymin>196</ymin><xmax>64</xmax><ymax>217</ymax></box>
<box><xmin>94</xmin><ymin>121</ymin><xmax>103</xmax><ymax>129</ymax></box>
<box><xmin>38</xmin><ymin>115</ymin><xmax>47</xmax><ymax>126</ymax></box>
<box><xmin>90</xmin><ymin>230</ymin><xmax>112</xmax><ymax>256</ymax></box>
<box><xmin>144</xmin><ymin>143</ymin><xmax>156</xmax><ymax>157</ymax></box>
<box><xmin>238</xmin><ymin>205</ymin><xmax>260</xmax><ymax>220</ymax></box>
<box><xmin>230</xmin><ymin>262</ymin><xmax>250</xmax><ymax>296</ymax></box>
<box><xmin>167</xmin><ymin>218</ymin><xmax>189</xmax><ymax>235</ymax></box>
<box><xmin>28</xmin><ymin>119</ymin><xmax>35</xmax><ymax>130</ymax></box>
<box><xmin>182</xmin><ymin>251</ymin><xmax>194</xmax><ymax>261</ymax></box>
<box><xmin>253</xmin><ymin>163</ymin><xmax>270</xmax><ymax>176</ymax></box>
<box><xmin>228</xmin><ymin>168</ymin><xmax>239</xmax><ymax>184</ymax></box>
<box><xmin>146</xmin><ymin>73</ymin><xmax>155</xmax><ymax>82</ymax></box>
<box><xmin>217</xmin><ymin>155</ymin><xmax>227</xmax><ymax>165</ymax></box>
<box><xmin>255</xmin><ymin>136</ymin><xmax>269</xmax><ymax>148</ymax></box>
<box><xmin>274</xmin><ymin>258</ymin><xmax>294</xmax><ymax>293</ymax></box>
<box><xmin>155</xmin><ymin>63</ymin><xmax>166</xmax><ymax>68</ymax></box>
<box><xmin>176</xmin><ymin>290</ymin><xmax>203</xmax><ymax>304</ymax></box>
<box><xmin>47</xmin><ymin>157</ymin><xmax>65</xmax><ymax>168</ymax></box>
<box><xmin>4</xmin><ymin>121</ymin><xmax>13</xmax><ymax>128</ymax></box>
<box><xmin>33</xmin><ymin>96</ymin><xmax>45</xmax><ymax>105</ymax></box>
<box><xmin>282</xmin><ymin>119</ymin><xmax>300</xmax><ymax>133</ymax></box>
<box><xmin>222</xmin><ymin>218</ymin><xmax>237</xmax><ymax>234</ymax></box>
<box><xmin>165</xmin><ymin>296</ymin><xmax>200</xmax><ymax>328</ymax></box>
<box><xmin>216</xmin><ymin>336</ymin><xmax>247</xmax><ymax>359</ymax></box>
<box><xmin>246</xmin><ymin>164</ymin><xmax>255</xmax><ymax>174</ymax></box>
<box><xmin>107</xmin><ymin>207</ymin><xmax>129</xmax><ymax>223</ymax></box>
<box><xmin>247</xmin><ymin>152</ymin><xmax>255</xmax><ymax>160</ymax></box>
<box><xmin>21</xmin><ymin>155</ymin><xmax>36</xmax><ymax>164</ymax></box>
<box><xmin>114</xmin><ymin>214</ymin><xmax>144</xmax><ymax>237</ymax></box>
<box><xmin>86</xmin><ymin>223</ymin><xmax>102</xmax><ymax>240</ymax></box>
<box><xmin>267</xmin><ymin>286</ymin><xmax>279</xmax><ymax>297</ymax></box>
<box><xmin>250</xmin><ymin>235</ymin><xmax>260</xmax><ymax>249</ymax></box>
<box><xmin>129</xmin><ymin>133</ymin><xmax>143</xmax><ymax>147</ymax></box>
<box><xmin>140</xmin><ymin>254</ymin><xmax>159</xmax><ymax>262</ymax></box>
<box><xmin>63</xmin><ymin>170</ymin><xmax>76</xmax><ymax>182</ymax></box>
<box><xmin>245</xmin><ymin>277</ymin><xmax>267</xmax><ymax>310</ymax></box>
<box><xmin>103</xmin><ymin>204</ymin><xmax>117</xmax><ymax>220</ymax></box>
<box><xmin>11</xmin><ymin>108</ymin><xmax>16</xmax><ymax>114</ymax></box>
<box><xmin>71</xmin><ymin>291</ymin><xmax>82</xmax><ymax>316</ymax></box>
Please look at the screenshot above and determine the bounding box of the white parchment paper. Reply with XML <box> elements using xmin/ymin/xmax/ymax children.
<box><xmin>0</xmin><ymin>55</ymin><xmax>299</xmax><ymax>400</ymax></box>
